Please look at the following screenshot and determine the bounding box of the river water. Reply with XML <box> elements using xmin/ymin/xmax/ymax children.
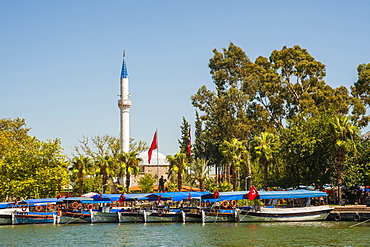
<box><xmin>0</xmin><ymin>221</ymin><xmax>368</xmax><ymax>246</ymax></box>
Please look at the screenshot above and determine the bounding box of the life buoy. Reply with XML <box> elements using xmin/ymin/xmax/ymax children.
<box><xmin>22</xmin><ymin>206</ymin><xmax>28</xmax><ymax>212</ymax></box>
<box><xmin>230</xmin><ymin>200</ymin><xmax>237</xmax><ymax>207</ymax></box>
<box><xmin>335</xmin><ymin>214</ymin><xmax>341</xmax><ymax>221</ymax></box>
<box><xmin>35</xmin><ymin>205</ymin><xmax>43</xmax><ymax>212</ymax></box>
<box><xmin>87</xmin><ymin>204</ymin><xmax>93</xmax><ymax>210</ymax></box>
<box><xmin>354</xmin><ymin>214</ymin><xmax>361</xmax><ymax>221</ymax></box>
<box><xmin>47</xmin><ymin>204</ymin><xmax>53</xmax><ymax>210</ymax></box>
<box><xmin>221</xmin><ymin>200</ymin><xmax>229</xmax><ymax>208</ymax></box>
<box><xmin>71</xmin><ymin>202</ymin><xmax>79</xmax><ymax>209</ymax></box>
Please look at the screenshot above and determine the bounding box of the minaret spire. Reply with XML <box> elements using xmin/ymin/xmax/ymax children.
<box><xmin>118</xmin><ymin>50</ymin><xmax>131</xmax><ymax>153</ymax></box>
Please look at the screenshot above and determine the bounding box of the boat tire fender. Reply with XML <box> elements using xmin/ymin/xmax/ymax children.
<box><xmin>22</xmin><ymin>206</ymin><xmax>27</xmax><ymax>212</ymax></box>
<box><xmin>221</xmin><ymin>200</ymin><xmax>229</xmax><ymax>208</ymax></box>
<box><xmin>335</xmin><ymin>214</ymin><xmax>341</xmax><ymax>221</ymax></box>
<box><xmin>354</xmin><ymin>213</ymin><xmax>361</xmax><ymax>221</ymax></box>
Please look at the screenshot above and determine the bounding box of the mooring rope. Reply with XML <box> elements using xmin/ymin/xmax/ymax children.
<box><xmin>349</xmin><ymin>218</ymin><xmax>370</xmax><ymax>228</ymax></box>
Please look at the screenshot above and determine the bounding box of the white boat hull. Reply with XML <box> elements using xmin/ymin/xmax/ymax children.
<box><xmin>91</xmin><ymin>211</ymin><xmax>118</xmax><ymax>223</ymax></box>
<box><xmin>118</xmin><ymin>210</ymin><xmax>145</xmax><ymax>223</ymax></box>
<box><xmin>0</xmin><ymin>214</ymin><xmax>12</xmax><ymax>225</ymax></box>
<box><xmin>56</xmin><ymin>211</ymin><xmax>91</xmax><ymax>224</ymax></box>
<box><xmin>203</xmin><ymin>210</ymin><xmax>236</xmax><ymax>223</ymax></box>
<box><xmin>237</xmin><ymin>205</ymin><xmax>333</xmax><ymax>222</ymax></box>
<box><xmin>145</xmin><ymin>210</ymin><xmax>181</xmax><ymax>223</ymax></box>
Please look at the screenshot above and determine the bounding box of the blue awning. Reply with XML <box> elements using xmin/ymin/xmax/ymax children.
<box><xmin>200</xmin><ymin>190</ymin><xmax>327</xmax><ymax>201</ymax></box>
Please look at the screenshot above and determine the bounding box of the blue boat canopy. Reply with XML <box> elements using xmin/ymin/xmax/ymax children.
<box><xmin>200</xmin><ymin>190</ymin><xmax>327</xmax><ymax>201</ymax></box>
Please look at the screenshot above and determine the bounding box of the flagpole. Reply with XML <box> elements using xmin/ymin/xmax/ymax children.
<box><xmin>156</xmin><ymin>128</ymin><xmax>159</xmax><ymax>189</ymax></box>
<box><xmin>188</xmin><ymin>125</ymin><xmax>192</xmax><ymax>192</ymax></box>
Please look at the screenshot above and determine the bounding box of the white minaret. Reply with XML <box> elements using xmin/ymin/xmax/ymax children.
<box><xmin>118</xmin><ymin>51</ymin><xmax>131</xmax><ymax>153</ymax></box>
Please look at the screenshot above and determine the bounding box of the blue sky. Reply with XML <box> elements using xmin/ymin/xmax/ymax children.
<box><xmin>1</xmin><ymin>1</ymin><xmax>370</xmax><ymax>157</ymax></box>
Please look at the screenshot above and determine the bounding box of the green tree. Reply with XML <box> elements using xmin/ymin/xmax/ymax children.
<box><xmin>252</xmin><ymin>132</ymin><xmax>280</xmax><ymax>189</ymax></box>
<box><xmin>138</xmin><ymin>173</ymin><xmax>156</xmax><ymax>193</ymax></box>
<box><xmin>191</xmin><ymin>43</ymin><xmax>255</xmax><ymax>178</ymax></box>
<box><xmin>351</xmin><ymin>63</ymin><xmax>370</xmax><ymax>127</ymax></box>
<box><xmin>74</xmin><ymin>135</ymin><xmax>148</xmax><ymax>159</ymax></box>
<box><xmin>0</xmin><ymin>118</ymin><xmax>30</xmax><ymax>158</ymax></box>
<box><xmin>189</xmin><ymin>158</ymin><xmax>210</xmax><ymax>191</ymax></box>
<box><xmin>121</xmin><ymin>151</ymin><xmax>142</xmax><ymax>191</ymax></box>
<box><xmin>281</xmin><ymin>112</ymin><xmax>333</xmax><ymax>188</ymax></box>
<box><xmin>178</xmin><ymin>117</ymin><xmax>191</xmax><ymax>155</ymax></box>
<box><xmin>0</xmin><ymin>137</ymin><xmax>70</xmax><ymax>200</ymax></box>
<box><xmin>95</xmin><ymin>155</ymin><xmax>117</xmax><ymax>193</ymax></box>
<box><xmin>330</xmin><ymin>115</ymin><xmax>359</xmax><ymax>202</ymax></box>
<box><xmin>167</xmin><ymin>153</ymin><xmax>189</xmax><ymax>191</ymax></box>
<box><xmin>70</xmin><ymin>155</ymin><xmax>93</xmax><ymax>196</ymax></box>
<box><xmin>219</xmin><ymin>138</ymin><xmax>246</xmax><ymax>190</ymax></box>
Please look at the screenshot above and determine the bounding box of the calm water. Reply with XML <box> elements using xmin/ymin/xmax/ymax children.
<box><xmin>0</xmin><ymin>222</ymin><xmax>368</xmax><ymax>246</ymax></box>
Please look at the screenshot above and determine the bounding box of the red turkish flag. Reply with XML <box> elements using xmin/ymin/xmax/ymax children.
<box><xmin>148</xmin><ymin>131</ymin><xmax>158</xmax><ymax>164</ymax></box>
<box><xmin>187</xmin><ymin>127</ymin><xmax>191</xmax><ymax>156</ymax></box>
<box><xmin>247</xmin><ymin>186</ymin><xmax>259</xmax><ymax>201</ymax></box>
<box><xmin>118</xmin><ymin>193</ymin><xmax>126</xmax><ymax>203</ymax></box>
<box><xmin>213</xmin><ymin>189</ymin><xmax>220</xmax><ymax>199</ymax></box>
<box><xmin>156</xmin><ymin>194</ymin><xmax>162</xmax><ymax>203</ymax></box>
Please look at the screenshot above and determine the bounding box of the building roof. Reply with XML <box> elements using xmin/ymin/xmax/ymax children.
<box><xmin>138</xmin><ymin>151</ymin><xmax>170</xmax><ymax>166</ymax></box>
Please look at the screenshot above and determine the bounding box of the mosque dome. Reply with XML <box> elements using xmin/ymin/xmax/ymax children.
<box><xmin>138</xmin><ymin>151</ymin><xmax>170</xmax><ymax>166</ymax></box>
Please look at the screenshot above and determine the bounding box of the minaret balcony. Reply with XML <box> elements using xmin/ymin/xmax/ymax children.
<box><xmin>118</xmin><ymin>99</ymin><xmax>132</xmax><ymax>108</ymax></box>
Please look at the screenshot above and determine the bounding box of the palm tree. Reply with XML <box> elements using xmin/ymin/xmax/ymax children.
<box><xmin>330</xmin><ymin>115</ymin><xmax>359</xmax><ymax>203</ymax></box>
<box><xmin>166</xmin><ymin>153</ymin><xmax>189</xmax><ymax>191</ymax></box>
<box><xmin>252</xmin><ymin>132</ymin><xmax>279</xmax><ymax>190</ymax></box>
<box><xmin>70</xmin><ymin>155</ymin><xmax>92</xmax><ymax>196</ymax></box>
<box><xmin>219</xmin><ymin>138</ymin><xmax>246</xmax><ymax>190</ymax></box>
<box><xmin>116</xmin><ymin>153</ymin><xmax>127</xmax><ymax>185</ymax></box>
<box><xmin>121</xmin><ymin>151</ymin><xmax>142</xmax><ymax>191</ymax></box>
<box><xmin>138</xmin><ymin>173</ymin><xmax>156</xmax><ymax>193</ymax></box>
<box><xmin>189</xmin><ymin>158</ymin><xmax>210</xmax><ymax>191</ymax></box>
<box><xmin>95</xmin><ymin>155</ymin><xmax>117</xmax><ymax>193</ymax></box>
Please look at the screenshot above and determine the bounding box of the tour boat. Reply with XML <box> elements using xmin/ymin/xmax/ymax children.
<box><xmin>11</xmin><ymin>198</ymin><xmax>58</xmax><ymax>225</ymax></box>
<box><xmin>236</xmin><ymin>190</ymin><xmax>333</xmax><ymax>222</ymax></box>
<box><xmin>55</xmin><ymin>197</ymin><xmax>93</xmax><ymax>224</ymax></box>
<box><xmin>0</xmin><ymin>202</ymin><xmax>29</xmax><ymax>225</ymax></box>
<box><xmin>12</xmin><ymin>211</ymin><xmax>57</xmax><ymax>224</ymax></box>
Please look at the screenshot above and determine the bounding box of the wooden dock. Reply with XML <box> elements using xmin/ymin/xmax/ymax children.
<box><xmin>326</xmin><ymin>206</ymin><xmax>370</xmax><ymax>221</ymax></box>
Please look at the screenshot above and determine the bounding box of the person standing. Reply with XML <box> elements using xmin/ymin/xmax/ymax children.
<box><xmin>158</xmin><ymin>175</ymin><xmax>166</xmax><ymax>193</ymax></box>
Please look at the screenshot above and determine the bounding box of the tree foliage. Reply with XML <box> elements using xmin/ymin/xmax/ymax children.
<box><xmin>0</xmin><ymin>118</ymin><xmax>70</xmax><ymax>200</ymax></box>
<box><xmin>191</xmin><ymin>42</ymin><xmax>369</xmax><ymax>199</ymax></box>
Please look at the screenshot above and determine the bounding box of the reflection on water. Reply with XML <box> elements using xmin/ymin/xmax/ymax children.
<box><xmin>0</xmin><ymin>222</ymin><xmax>368</xmax><ymax>246</ymax></box>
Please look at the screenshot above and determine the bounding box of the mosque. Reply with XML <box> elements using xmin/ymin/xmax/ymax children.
<box><xmin>118</xmin><ymin>53</ymin><xmax>170</xmax><ymax>189</ymax></box>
